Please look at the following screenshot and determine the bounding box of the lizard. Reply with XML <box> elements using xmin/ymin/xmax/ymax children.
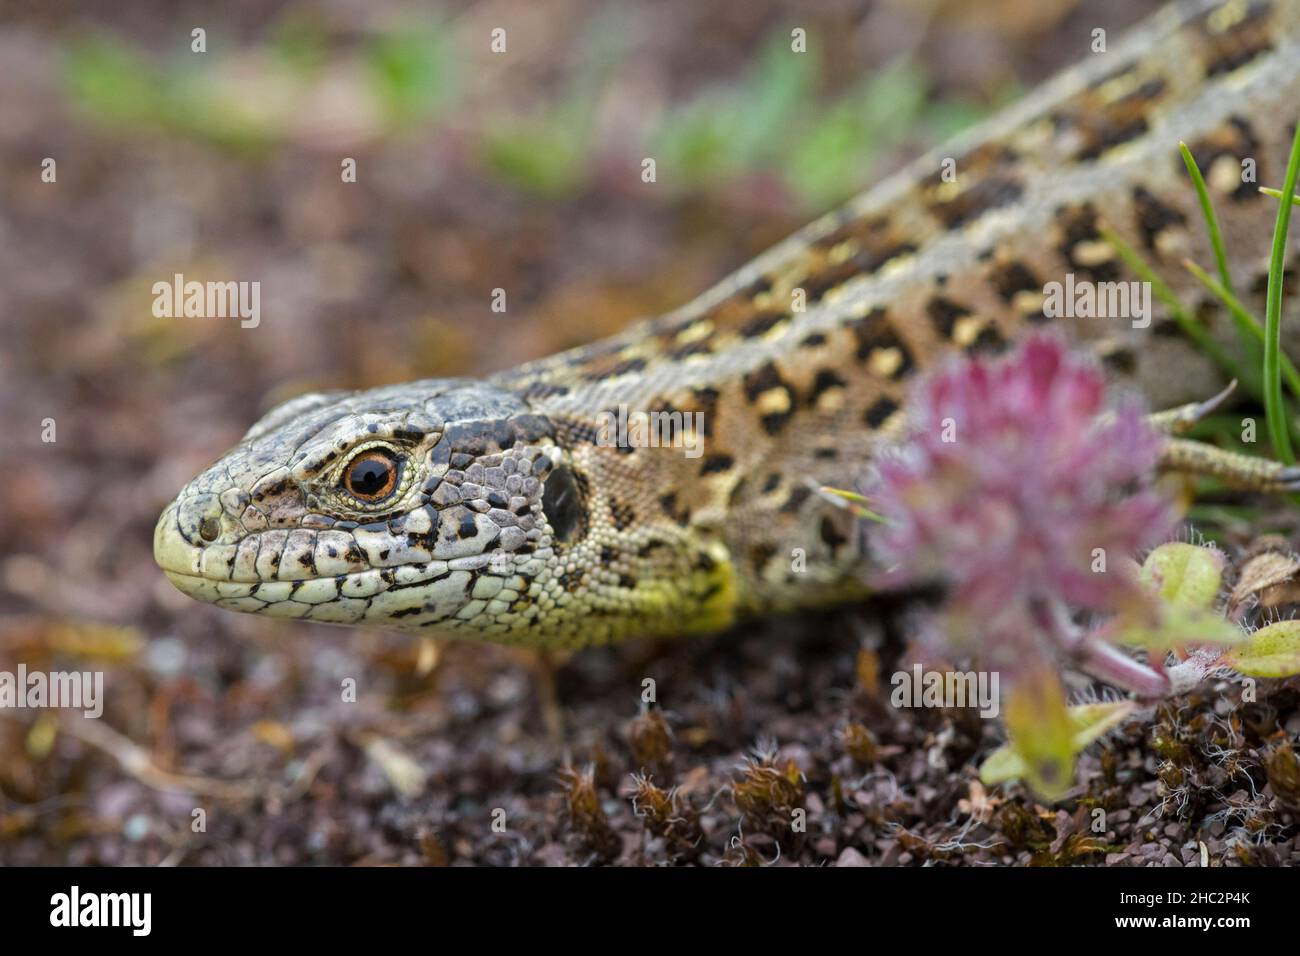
<box><xmin>156</xmin><ymin>0</ymin><xmax>1300</xmax><ymax>649</ymax></box>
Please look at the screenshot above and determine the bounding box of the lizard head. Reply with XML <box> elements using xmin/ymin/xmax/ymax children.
<box><xmin>153</xmin><ymin>380</ymin><xmax>593</xmax><ymax>642</ymax></box>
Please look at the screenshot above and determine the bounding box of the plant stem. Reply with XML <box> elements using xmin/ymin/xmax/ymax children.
<box><xmin>1074</xmin><ymin>637</ymin><xmax>1171</xmax><ymax>699</ymax></box>
<box><xmin>1262</xmin><ymin>117</ymin><xmax>1300</xmax><ymax>465</ymax></box>
<box><xmin>1034</xmin><ymin>598</ymin><xmax>1171</xmax><ymax>699</ymax></box>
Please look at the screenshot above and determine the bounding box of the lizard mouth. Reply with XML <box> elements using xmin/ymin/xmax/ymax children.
<box><xmin>160</xmin><ymin>568</ymin><xmax>356</xmax><ymax>622</ymax></box>
<box><xmin>159</xmin><ymin>562</ymin><xmax>484</xmax><ymax>628</ymax></box>
<box><xmin>154</xmin><ymin>500</ymin><xmax>491</xmax><ymax>627</ymax></box>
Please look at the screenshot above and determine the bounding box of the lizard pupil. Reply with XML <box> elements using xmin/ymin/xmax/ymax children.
<box><xmin>344</xmin><ymin>451</ymin><xmax>398</xmax><ymax>500</ymax></box>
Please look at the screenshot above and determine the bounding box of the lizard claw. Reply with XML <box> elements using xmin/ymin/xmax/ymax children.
<box><xmin>1186</xmin><ymin>379</ymin><xmax>1238</xmax><ymax>428</ymax></box>
<box><xmin>1269</xmin><ymin>464</ymin><xmax>1300</xmax><ymax>492</ymax></box>
<box><xmin>1147</xmin><ymin>380</ymin><xmax>1238</xmax><ymax>435</ymax></box>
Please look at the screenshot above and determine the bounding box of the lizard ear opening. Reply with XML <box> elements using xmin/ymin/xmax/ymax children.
<box><xmin>541</xmin><ymin>465</ymin><xmax>585</xmax><ymax>543</ymax></box>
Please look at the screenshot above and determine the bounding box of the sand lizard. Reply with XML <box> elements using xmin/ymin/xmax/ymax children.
<box><xmin>156</xmin><ymin>0</ymin><xmax>1300</xmax><ymax>647</ymax></box>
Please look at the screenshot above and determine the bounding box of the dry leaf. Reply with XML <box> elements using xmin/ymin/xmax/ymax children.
<box><xmin>360</xmin><ymin>735</ymin><xmax>427</xmax><ymax>799</ymax></box>
<box><xmin>1229</xmin><ymin>550</ymin><xmax>1300</xmax><ymax>616</ymax></box>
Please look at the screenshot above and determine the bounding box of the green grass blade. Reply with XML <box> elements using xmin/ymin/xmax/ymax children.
<box><xmin>1184</xmin><ymin>259</ymin><xmax>1300</xmax><ymax>404</ymax></box>
<box><xmin>1261</xmin><ymin>186</ymin><xmax>1300</xmax><ymax>206</ymax></box>
<box><xmin>1261</xmin><ymin>118</ymin><xmax>1300</xmax><ymax>464</ymax></box>
<box><xmin>817</xmin><ymin>485</ymin><xmax>886</xmax><ymax>523</ymax></box>
<box><xmin>1179</xmin><ymin>142</ymin><xmax>1236</xmax><ymax>298</ymax></box>
<box><xmin>1100</xmin><ymin>227</ymin><xmax>1246</xmax><ymax>385</ymax></box>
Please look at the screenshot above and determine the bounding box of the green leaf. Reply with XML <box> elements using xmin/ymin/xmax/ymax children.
<box><xmin>1140</xmin><ymin>542</ymin><xmax>1224</xmax><ymax>609</ymax></box>
<box><xmin>1114</xmin><ymin>607</ymin><xmax>1241</xmax><ymax>650</ymax></box>
<box><xmin>783</xmin><ymin>62</ymin><xmax>930</xmax><ymax>208</ymax></box>
<box><xmin>1001</xmin><ymin>674</ymin><xmax>1075</xmax><ymax>801</ymax></box>
<box><xmin>785</xmin><ymin>103</ymin><xmax>877</xmax><ymax>207</ymax></box>
<box><xmin>1123</xmin><ymin>543</ymin><xmax>1239</xmax><ymax>651</ymax></box>
<box><xmin>1067</xmin><ymin>700</ymin><xmax>1140</xmax><ymax>748</ymax></box>
<box><xmin>1225</xmin><ymin>620</ymin><xmax>1300</xmax><ymax>677</ymax></box>
<box><xmin>981</xmin><ymin>700</ymin><xmax>1135</xmax><ymax>791</ymax></box>
<box><xmin>979</xmin><ymin>745</ymin><xmax>1027</xmax><ymax>786</ymax></box>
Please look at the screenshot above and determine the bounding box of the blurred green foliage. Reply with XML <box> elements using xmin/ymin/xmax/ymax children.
<box><xmin>480</xmin><ymin>108</ymin><xmax>591</xmax><ymax>197</ymax></box>
<box><xmin>66</xmin><ymin>37</ymin><xmax>281</xmax><ymax>152</ymax></box>
<box><xmin>268</xmin><ymin>14</ymin><xmax>331</xmax><ymax>74</ymax></box>
<box><xmin>365</xmin><ymin>24</ymin><xmax>456</xmax><ymax>125</ymax></box>
<box><xmin>63</xmin><ymin>15</ymin><xmax>456</xmax><ymax>153</ymax></box>
<box><xmin>478</xmin><ymin>5</ymin><xmax>635</xmax><ymax>196</ymax></box>
<box><xmin>61</xmin><ymin>11</ymin><xmax>1004</xmax><ymax>210</ymax></box>
<box><xmin>652</xmin><ymin>34</ymin><xmax>1001</xmax><ymax>208</ymax></box>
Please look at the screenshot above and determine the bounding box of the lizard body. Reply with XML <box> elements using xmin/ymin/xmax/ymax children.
<box><xmin>156</xmin><ymin>0</ymin><xmax>1300</xmax><ymax>646</ymax></box>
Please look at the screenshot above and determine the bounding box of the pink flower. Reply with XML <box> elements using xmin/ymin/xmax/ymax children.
<box><xmin>869</xmin><ymin>334</ymin><xmax>1173</xmax><ymax>637</ymax></box>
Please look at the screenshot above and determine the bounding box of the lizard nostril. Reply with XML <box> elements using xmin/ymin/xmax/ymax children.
<box><xmin>176</xmin><ymin>493</ymin><xmax>226</xmax><ymax>546</ymax></box>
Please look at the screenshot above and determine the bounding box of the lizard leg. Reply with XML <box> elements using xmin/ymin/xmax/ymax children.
<box><xmin>512</xmin><ymin>647</ymin><xmax>570</xmax><ymax>745</ymax></box>
<box><xmin>1145</xmin><ymin>380</ymin><xmax>1237</xmax><ymax>436</ymax></box>
<box><xmin>1158</xmin><ymin>437</ymin><xmax>1300</xmax><ymax>493</ymax></box>
<box><xmin>1144</xmin><ymin>381</ymin><xmax>1300</xmax><ymax>492</ymax></box>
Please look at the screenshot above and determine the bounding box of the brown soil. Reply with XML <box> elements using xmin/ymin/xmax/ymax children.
<box><xmin>9</xmin><ymin>0</ymin><xmax>1299</xmax><ymax>867</ymax></box>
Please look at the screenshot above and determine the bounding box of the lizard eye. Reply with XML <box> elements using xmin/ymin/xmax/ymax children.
<box><xmin>342</xmin><ymin>449</ymin><xmax>400</xmax><ymax>502</ymax></box>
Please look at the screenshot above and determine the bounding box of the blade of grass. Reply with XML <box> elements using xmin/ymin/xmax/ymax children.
<box><xmin>1105</xmin><ymin>223</ymin><xmax>1300</xmax><ymax>464</ymax></box>
<box><xmin>1261</xmin><ymin>186</ymin><xmax>1300</xmax><ymax>205</ymax></box>
<box><xmin>1177</xmin><ymin>141</ymin><xmax>1271</xmax><ymax>410</ymax></box>
<box><xmin>1100</xmin><ymin>227</ymin><xmax>1247</xmax><ymax>387</ymax></box>
<box><xmin>1179</xmin><ymin>142</ymin><xmax>1236</xmax><ymax>297</ymax></box>
<box><xmin>1184</xmin><ymin>259</ymin><xmax>1300</xmax><ymax>405</ymax></box>
<box><xmin>1261</xmin><ymin>117</ymin><xmax>1300</xmax><ymax>465</ymax></box>
<box><xmin>816</xmin><ymin>485</ymin><xmax>886</xmax><ymax>522</ymax></box>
